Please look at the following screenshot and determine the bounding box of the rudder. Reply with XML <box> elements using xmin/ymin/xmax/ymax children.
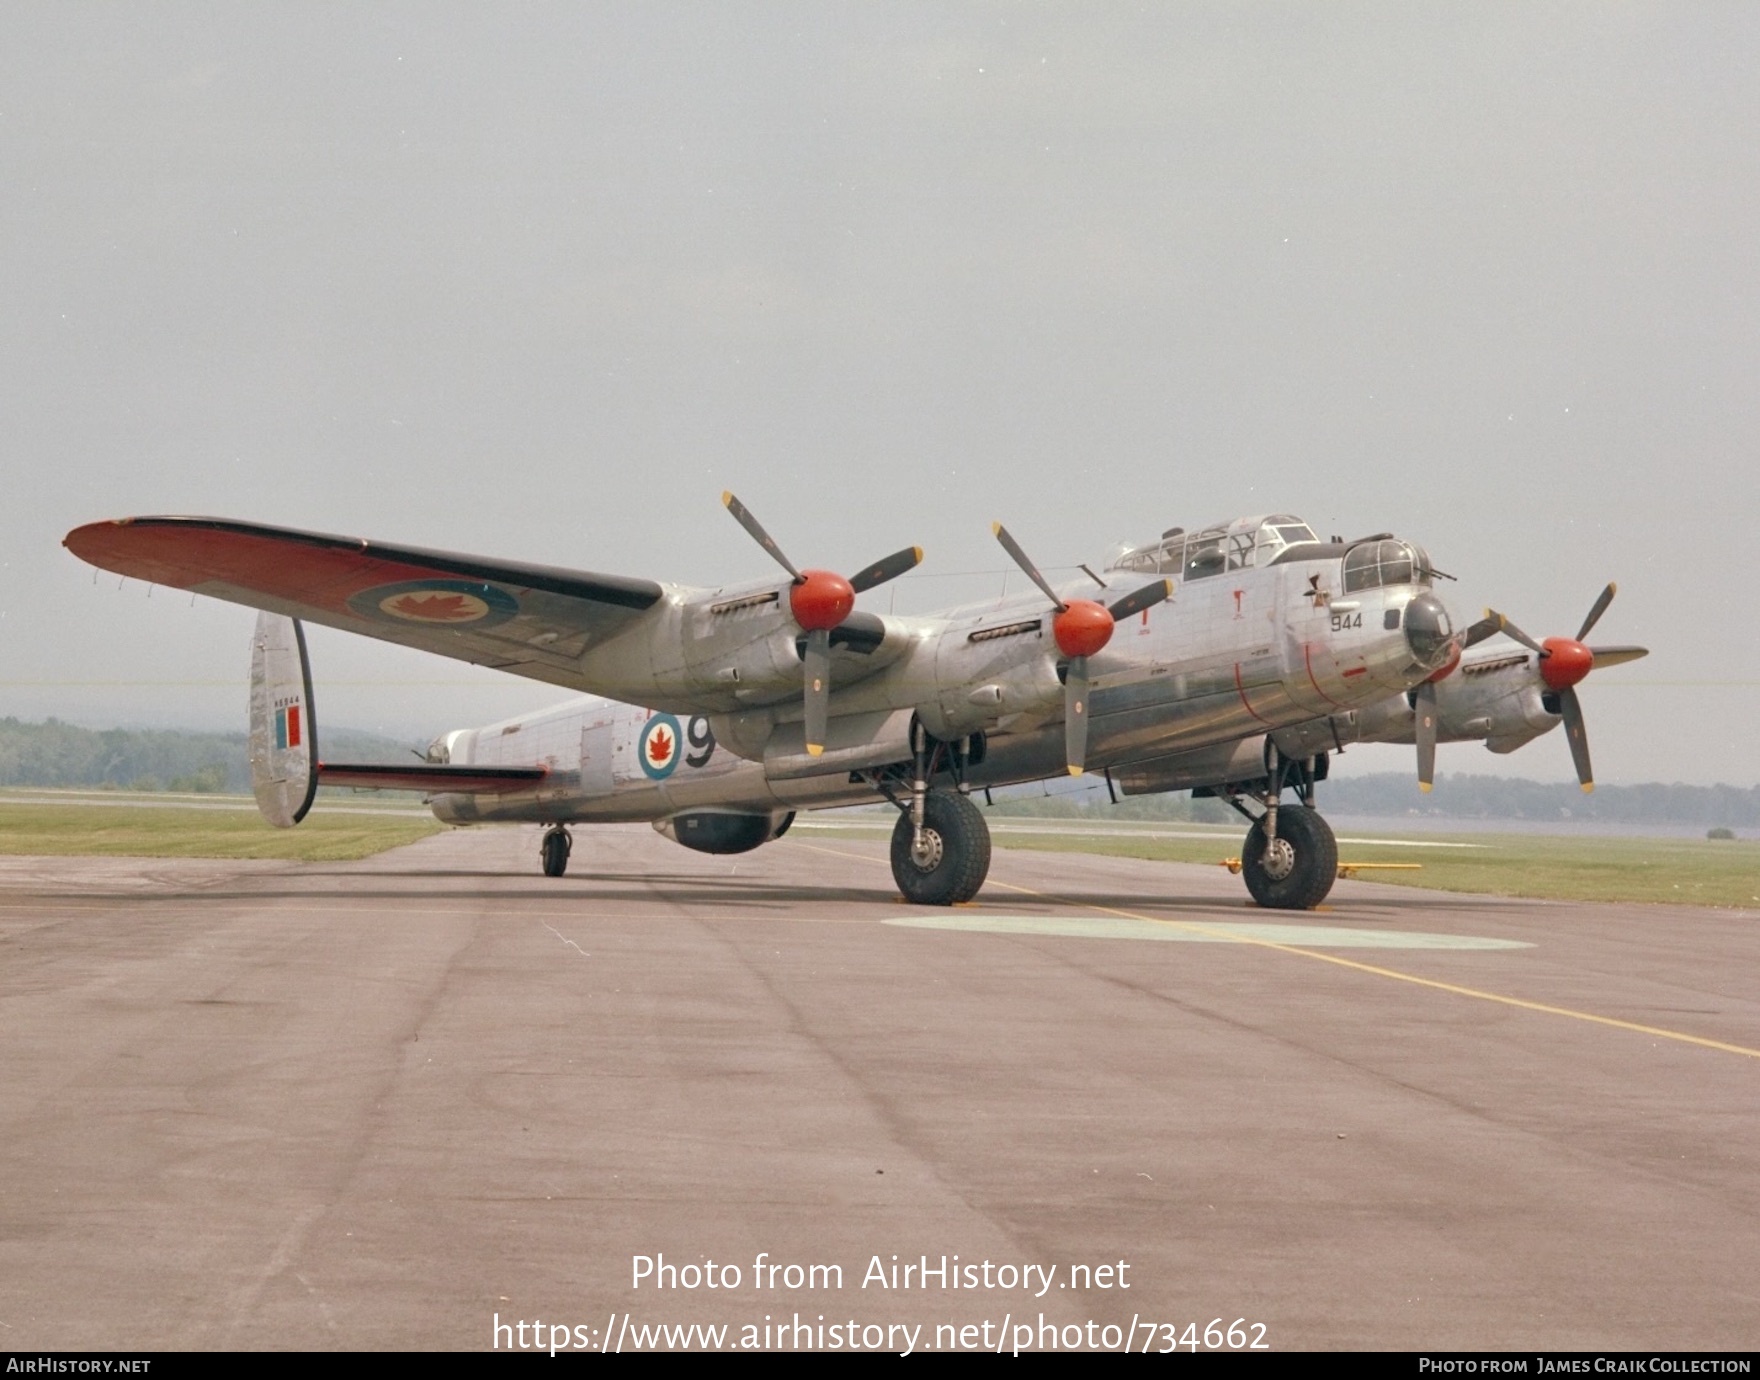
<box><xmin>248</xmin><ymin>611</ymin><xmax>317</xmax><ymax>827</ymax></box>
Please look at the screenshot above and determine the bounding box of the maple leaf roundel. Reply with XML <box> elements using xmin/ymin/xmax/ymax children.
<box><xmin>637</xmin><ymin>713</ymin><xmax>682</xmax><ymax>780</ymax></box>
<box><xmin>346</xmin><ymin>579</ymin><xmax>519</xmax><ymax>629</ymax></box>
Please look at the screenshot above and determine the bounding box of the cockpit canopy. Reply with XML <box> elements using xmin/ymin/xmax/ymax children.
<box><xmin>1108</xmin><ymin>515</ymin><xmax>1433</xmax><ymax>591</ymax></box>
<box><xmin>1108</xmin><ymin>514</ymin><xmax>1319</xmax><ymax>582</ymax></box>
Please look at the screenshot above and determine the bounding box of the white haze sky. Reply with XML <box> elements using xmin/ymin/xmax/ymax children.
<box><xmin>3</xmin><ymin>4</ymin><xmax>1755</xmax><ymax>787</ymax></box>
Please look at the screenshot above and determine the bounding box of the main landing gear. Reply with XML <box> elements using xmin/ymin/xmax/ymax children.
<box><xmin>540</xmin><ymin>825</ymin><xmax>573</xmax><ymax>878</ymax></box>
<box><xmin>890</xmin><ymin>790</ymin><xmax>992</xmax><ymax>906</ymax></box>
<box><xmin>1216</xmin><ymin>743</ymin><xmax>1338</xmax><ymax>910</ymax></box>
<box><xmin>873</xmin><ymin>722</ymin><xmax>992</xmax><ymax>905</ymax></box>
<box><xmin>1241</xmin><ymin>807</ymin><xmax>1336</xmax><ymax>910</ymax></box>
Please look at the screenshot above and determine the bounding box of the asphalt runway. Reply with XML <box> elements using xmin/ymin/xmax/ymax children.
<box><xmin>2</xmin><ymin>823</ymin><xmax>1757</xmax><ymax>1353</ymax></box>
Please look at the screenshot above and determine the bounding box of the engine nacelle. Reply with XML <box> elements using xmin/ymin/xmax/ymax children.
<box><xmin>1351</xmin><ymin>652</ymin><xmax>1561</xmax><ymax>755</ymax></box>
<box><xmin>919</xmin><ymin>618</ymin><xmax>1064</xmax><ymax>740</ymax></box>
<box><xmin>654</xmin><ymin>809</ymin><xmax>796</xmax><ymax>855</ymax></box>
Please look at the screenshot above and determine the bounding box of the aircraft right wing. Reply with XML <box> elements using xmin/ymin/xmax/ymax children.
<box><xmin>67</xmin><ymin>516</ymin><xmax>668</xmax><ymax>693</ymax></box>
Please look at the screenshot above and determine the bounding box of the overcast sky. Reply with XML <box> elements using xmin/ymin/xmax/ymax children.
<box><xmin>3</xmin><ymin>4</ymin><xmax>1755</xmax><ymax>788</ymax></box>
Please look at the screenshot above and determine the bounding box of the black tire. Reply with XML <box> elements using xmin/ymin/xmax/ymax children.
<box><xmin>540</xmin><ymin>828</ymin><xmax>572</xmax><ymax>878</ymax></box>
<box><xmin>890</xmin><ymin>791</ymin><xmax>992</xmax><ymax>906</ymax></box>
<box><xmin>1241</xmin><ymin>807</ymin><xmax>1337</xmax><ymax>910</ymax></box>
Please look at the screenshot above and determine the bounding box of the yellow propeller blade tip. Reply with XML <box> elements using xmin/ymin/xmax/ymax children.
<box><xmin>1419</xmin><ymin>782</ymin><xmax>1433</xmax><ymax>794</ymax></box>
<box><xmin>720</xmin><ymin>491</ymin><xmax>735</xmax><ymax>506</ymax></box>
<box><xmin>805</xmin><ymin>744</ymin><xmax>824</xmax><ymax>757</ymax></box>
<box><xmin>1067</xmin><ymin>765</ymin><xmax>1084</xmax><ymax>777</ymax></box>
<box><xmin>990</xmin><ymin>521</ymin><xmax>1003</xmax><ymax>536</ymax></box>
<box><xmin>1581</xmin><ymin>782</ymin><xmax>1594</xmax><ymax>794</ymax></box>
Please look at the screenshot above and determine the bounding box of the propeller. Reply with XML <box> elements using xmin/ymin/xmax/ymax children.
<box><xmin>1413</xmin><ymin>636</ymin><xmax>1461</xmax><ymax>792</ymax></box>
<box><xmin>1471</xmin><ymin>582</ymin><xmax>1647</xmax><ymax>794</ymax></box>
<box><xmin>722</xmin><ymin>493</ymin><xmax>922</xmax><ymax>756</ymax></box>
<box><xmin>992</xmin><ymin>522</ymin><xmax>1172</xmax><ymax>775</ymax></box>
<box><xmin>1415</xmin><ymin>680</ymin><xmax>1440</xmax><ymax>793</ymax></box>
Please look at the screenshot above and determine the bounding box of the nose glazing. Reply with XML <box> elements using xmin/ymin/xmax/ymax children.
<box><xmin>1403</xmin><ymin>592</ymin><xmax>1455</xmax><ymax>668</ymax></box>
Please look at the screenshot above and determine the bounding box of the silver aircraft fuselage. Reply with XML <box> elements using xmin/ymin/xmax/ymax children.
<box><xmin>429</xmin><ymin>520</ymin><xmax>1455</xmax><ymax>828</ymax></box>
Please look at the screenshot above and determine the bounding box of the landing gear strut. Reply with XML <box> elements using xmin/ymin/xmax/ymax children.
<box><xmin>878</xmin><ymin>722</ymin><xmax>992</xmax><ymax>905</ymax></box>
<box><xmin>1217</xmin><ymin>741</ymin><xmax>1337</xmax><ymax>909</ymax></box>
<box><xmin>540</xmin><ymin>825</ymin><xmax>572</xmax><ymax>878</ymax></box>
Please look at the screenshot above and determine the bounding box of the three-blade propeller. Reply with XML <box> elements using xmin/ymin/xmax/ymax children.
<box><xmin>993</xmin><ymin>523</ymin><xmax>1172</xmax><ymax>775</ymax></box>
<box><xmin>1440</xmin><ymin>582</ymin><xmax>1647</xmax><ymax>794</ymax></box>
<box><xmin>723</xmin><ymin>493</ymin><xmax>922</xmax><ymax>756</ymax></box>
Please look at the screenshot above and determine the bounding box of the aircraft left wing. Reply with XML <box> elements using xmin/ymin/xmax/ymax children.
<box><xmin>66</xmin><ymin>517</ymin><xmax>667</xmax><ymax>692</ymax></box>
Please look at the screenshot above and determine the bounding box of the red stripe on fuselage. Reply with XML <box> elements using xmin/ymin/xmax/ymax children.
<box><xmin>1234</xmin><ymin>662</ymin><xmax>1273</xmax><ymax>725</ymax></box>
<box><xmin>1302</xmin><ymin>643</ymin><xmax>1346</xmax><ymax>709</ymax></box>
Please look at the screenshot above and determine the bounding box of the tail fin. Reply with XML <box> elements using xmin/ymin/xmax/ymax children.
<box><xmin>248</xmin><ymin>611</ymin><xmax>317</xmax><ymax>827</ymax></box>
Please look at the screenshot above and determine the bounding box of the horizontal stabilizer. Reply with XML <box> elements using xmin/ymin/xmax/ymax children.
<box><xmin>317</xmin><ymin>763</ymin><xmax>550</xmax><ymax>794</ymax></box>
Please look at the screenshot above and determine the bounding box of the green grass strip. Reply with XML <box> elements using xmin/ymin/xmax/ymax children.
<box><xmin>0</xmin><ymin>801</ymin><xmax>444</xmax><ymax>861</ymax></box>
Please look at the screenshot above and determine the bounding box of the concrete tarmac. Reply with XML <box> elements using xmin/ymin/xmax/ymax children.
<box><xmin>1</xmin><ymin>823</ymin><xmax>1756</xmax><ymax>1353</ymax></box>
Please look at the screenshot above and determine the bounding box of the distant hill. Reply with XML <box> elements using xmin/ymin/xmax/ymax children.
<box><xmin>0</xmin><ymin>718</ymin><xmax>425</xmax><ymax>794</ymax></box>
<box><xmin>984</xmin><ymin>771</ymin><xmax>1759</xmax><ymax>831</ymax></box>
<box><xmin>1320</xmin><ymin>772</ymin><xmax>1760</xmax><ymax>829</ymax></box>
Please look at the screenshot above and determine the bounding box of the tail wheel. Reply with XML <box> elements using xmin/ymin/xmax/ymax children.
<box><xmin>540</xmin><ymin>827</ymin><xmax>572</xmax><ymax>878</ymax></box>
<box><xmin>890</xmin><ymin>790</ymin><xmax>992</xmax><ymax>906</ymax></box>
<box><xmin>1241</xmin><ymin>807</ymin><xmax>1336</xmax><ymax>910</ymax></box>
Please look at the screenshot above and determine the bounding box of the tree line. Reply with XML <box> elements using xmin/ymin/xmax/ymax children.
<box><xmin>0</xmin><ymin>717</ymin><xmax>418</xmax><ymax>794</ymax></box>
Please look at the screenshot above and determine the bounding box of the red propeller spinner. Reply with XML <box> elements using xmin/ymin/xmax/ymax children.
<box><xmin>1052</xmin><ymin>600</ymin><xmax>1114</xmax><ymax>660</ymax></box>
<box><xmin>788</xmin><ymin>570</ymin><xmax>856</xmax><ymax>632</ymax></box>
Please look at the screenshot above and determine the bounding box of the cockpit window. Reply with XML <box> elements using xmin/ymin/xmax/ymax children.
<box><xmin>1183</xmin><ymin>535</ymin><xmax>1224</xmax><ymax>579</ymax></box>
<box><xmin>1109</xmin><ymin>514</ymin><xmax>1319</xmax><ymax>581</ymax></box>
<box><xmin>1344</xmin><ymin>539</ymin><xmax>1429</xmax><ymax>592</ymax></box>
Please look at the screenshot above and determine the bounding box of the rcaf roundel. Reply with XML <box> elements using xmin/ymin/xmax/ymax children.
<box><xmin>346</xmin><ymin>579</ymin><xmax>519</xmax><ymax>628</ymax></box>
<box><xmin>638</xmin><ymin>713</ymin><xmax>682</xmax><ymax>780</ymax></box>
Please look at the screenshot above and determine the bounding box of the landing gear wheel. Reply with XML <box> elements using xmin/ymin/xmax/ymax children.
<box><xmin>1241</xmin><ymin>807</ymin><xmax>1336</xmax><ymax>910</ymax></box>
<box><xmin>890</xmin><ymin>790</ymin><xmax>991</xmax><ymax>906</ymax></box>
<box><xmin>540</xmin><ymin>827</ymin><xmax>572</xmax><ymax>878</ymax></box>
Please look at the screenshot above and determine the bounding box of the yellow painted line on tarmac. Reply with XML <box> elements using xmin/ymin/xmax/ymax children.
<box><xmin>788</xmin><ymin>838</ymin><xmax>1760</xmax><ymax>1063</ymax></box>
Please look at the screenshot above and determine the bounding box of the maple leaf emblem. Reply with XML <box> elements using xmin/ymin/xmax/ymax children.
<box><xmin>646</xmin><ymin>726</ymin><xmax>674</xmax><ymax>765</ymax></box>
<box><xmin>388</xmin><ymin>592</ymin><xmax>480</xmax><ymax>621</ymax></box>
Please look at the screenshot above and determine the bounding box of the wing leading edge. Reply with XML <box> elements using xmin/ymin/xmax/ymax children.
<box><xmin>66</xmin><ymin>517</ymin><xmax>667</xmax><ymax>692</ymax></box>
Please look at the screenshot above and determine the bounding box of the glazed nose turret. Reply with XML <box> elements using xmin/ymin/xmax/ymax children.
<box><xmin>1402</xmin><ymin>592</ymin><xmax>1457</xmax><ymax>669</ymax></box>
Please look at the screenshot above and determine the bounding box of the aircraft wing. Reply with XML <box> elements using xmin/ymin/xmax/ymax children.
<box><xmin>66</xmin><ymin>517</ymin><xmax>667</xmax><ymax>692</ymax></box>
